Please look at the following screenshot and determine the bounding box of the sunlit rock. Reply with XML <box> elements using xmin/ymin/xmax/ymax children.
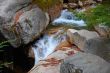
<box><xmin>67</xmin><ymin>29</ymin><xmax>110</xmax><ymax>62</ymax></box>
<box><xmin>0</xmin><ymin>0</ymin><xmax>49</xmax><ymax>47</ymax></box>
<box><xmin>60</xmin><ymin>52</ymin><xmax>110</xmax><ymax>73</ymax></box>
<box><xmin>28</xmin><ymin>44</ymin><xmax>79</xmax><ymax>73</ymax></box>
<box><xmin>67</xmin><ymin>29</ymin><xmax>99</xmax><ymax>49</ymax></box>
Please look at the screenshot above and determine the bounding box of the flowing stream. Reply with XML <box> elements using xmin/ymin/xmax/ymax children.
<box><xmin>52</xmin><ymin>9</ymin><xmax>86</xmax><ymax>26</ymax></box>
<box><xmin>32</xmin><ymin>29</ymin><xmax>66</xmax><ymax>64</ymax></box>
<box><xmin>32</xmin><ymin>9</ymin><xmax>86</xmax><ymax>64</ymax></box>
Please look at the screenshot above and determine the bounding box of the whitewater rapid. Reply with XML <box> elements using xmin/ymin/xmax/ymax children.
<box><xmin>32</xmin><ymin>29</ymin><xmax>66</xmax><ymax>64</ymax></box>
<box><xmin>52</xmin><ymin>9</ymin><xmax>86</xmax><ymax>26</ymax></box>
<box><xmin>32</xmin><ymin>9</ymin><xmax>86</xmax><ymax>64</ymax></box>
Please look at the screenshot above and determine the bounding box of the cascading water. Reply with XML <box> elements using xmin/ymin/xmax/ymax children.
<box><xmin>32</xmin><ymin>29</ymin><xmax>66</xmax><ymax>64</ymax></box>
<box><xmin>32</xmin><ymin>9</ymin><xmax>86</xmax><ymax>65</ymax></box>
<box><xmin>52</xmin><ymin>9</ymin><xmax>86</xmax><ymax>26</ymax></box>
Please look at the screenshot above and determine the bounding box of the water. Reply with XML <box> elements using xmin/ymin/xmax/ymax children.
<box><xmin>32</xmin><ymin>29</ymin><xmax>66</xmax><ymax>64</ymax></box>
<box><xmin>52</xmin><ymin>9</ymin><xmax>86</xmax><ymax>26</ymax></box>
<box><xmin>32</xmin><ymin>9</ymin><xmax>86</xmax><ymax>65</ymax></box>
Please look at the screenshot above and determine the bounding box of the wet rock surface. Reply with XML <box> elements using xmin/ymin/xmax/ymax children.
<box><xmin>28</xmin><ymin>25</ymin><xmax>110</xmax><ymax>73</ymax></box>
<box><xmin>28</xmin><ymin>28</ymin><xmax>79</xmax><ymax>73</ymax></box>
<box><xmin>28</xmin><ymin>45</ymin><xmax>79</xmax><ymax>73</ymax></box>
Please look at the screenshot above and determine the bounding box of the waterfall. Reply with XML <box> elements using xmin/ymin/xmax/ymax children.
<box><xmin>52</xmin><ymin>9</ymin><xmax>86</xmax><ymax>26</ymax></box>
<box><xmin>32</xmin><ymin>9</ymin><xmax>85</xmax><ymax>65</ymax></box>
<box><xmin>32</xmin><ymin>29</ymin><xmax>66</xmax><ymax>64</ymax></box>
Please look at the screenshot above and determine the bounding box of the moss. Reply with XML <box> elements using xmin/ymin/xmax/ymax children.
<box><xmin>32</xmin><ymin>0</ymin><xmax>62</xmax><ymax>11</ymax></box>
<box><xmin>73</xmin><ymin>3</ymin><xmax>110</xmax><ymax>29</ymax></box>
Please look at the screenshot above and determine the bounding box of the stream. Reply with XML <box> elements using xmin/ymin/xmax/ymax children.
<box><xmin>32</xmin><ymin>9</ymin><xmax>86</xmax><ymax>65</ymax></box>
<box><xmin>1</xmin><ymin>9</ymin><xmax>86</xmax><ymax>73</ymax></box>
<box><xmin>32</xmin><ymin>29</ymin><xmax>66</xmax><ymax>64</ymax></box>
<box><xmin>52</xmin><ymin>9</ymin><xmax>85</xmax><ymax>26</ymax></box>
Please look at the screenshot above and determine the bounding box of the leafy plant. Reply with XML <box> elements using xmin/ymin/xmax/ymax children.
<box><xmin>0</xmin><ymin>40</ymin><xmax>13</xmax><ymax>68</ymax></box>
<box><xmin>0</xmin><ymin>41</ymin><xmax>9</xmax><ymax>49</ymax></box>
<box><xmin>73</xmin><ymin>3</ymin><xmax>110</xmax><ymax>29</ymax></box>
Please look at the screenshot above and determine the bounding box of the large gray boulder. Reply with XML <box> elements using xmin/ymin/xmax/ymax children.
<box><xmin>0</xmin><ymin>0</ymin><xmax>31</xmax><ymax>21</ymax></box>
<box><xmin>67</xmin><ymin>29</ymin><xmax>110</xmax><ymax>62</ymax></box>
<box><xmin>67</xmin><ymin>29</ymin><xmax>99</xmax><ymax>49</ymax></box>
<box><xmin>84</xmin><ymin>38</ymin><xmax>110</xmax><ymax>62</ymax></box>
<box><xmin>60</xmin><ymin>52</ymin><xmax>110</xmax><ymax>73</ymax></box>
<box><xmin>0</xmin><ymin>0</ymin><xmax>49</xmax><ymax>47</ymax></box>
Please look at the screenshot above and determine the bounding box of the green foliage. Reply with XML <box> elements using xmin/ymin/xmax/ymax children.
<box><xmin>0</xmin><ymin>41</ymin><xmax>8</xmax><ymax>68</ymax></box>
<box><xmin>73</xmin><ymin>4</ymin><xmax>110</xmax><ymax>29</ymax></box>
<box><xmin>0</xmin><ymin>41</ymin><xmax>9</xmax><ymax>49</ymax></box>
<box><xmin>32</xmin><ymin>0</ymin><xmax>62</xmax><ymax>11</ymax></box>
<box><xmin>0</xmin><ymin>40</ymin><xmax>12</xmax><ymax>68</ymax></box>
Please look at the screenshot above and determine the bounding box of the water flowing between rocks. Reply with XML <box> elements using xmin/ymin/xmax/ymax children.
<box><xmin>32</xmin><ymin>29</ymin><xmax>66</xmax><ymax>64</ymax></box>
<box><xmin>32</xmin><ymin>9</ymin><xmax>86</xmax><ymax>64</ymax></box>
<box><xmin>52</xmin><ymin>9</ymin><xmax>85</xmax><ymax>26</ymax></box>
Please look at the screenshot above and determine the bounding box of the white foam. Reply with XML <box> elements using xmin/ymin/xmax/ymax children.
<box><xmin>52</xmin><ymin>9</ymin><xmax>86</xmax><ymax>26</ymax></box>
<box><xmin>32</xmin><ymin>30</ymin><xmax>66</xmax><ymax>64</ymax></box>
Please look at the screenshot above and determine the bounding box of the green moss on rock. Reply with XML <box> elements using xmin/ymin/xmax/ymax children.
<box><xmin>32</xmin><ymin>0</ymin><xmax>63</xmax><ymax>11</ymax></box>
